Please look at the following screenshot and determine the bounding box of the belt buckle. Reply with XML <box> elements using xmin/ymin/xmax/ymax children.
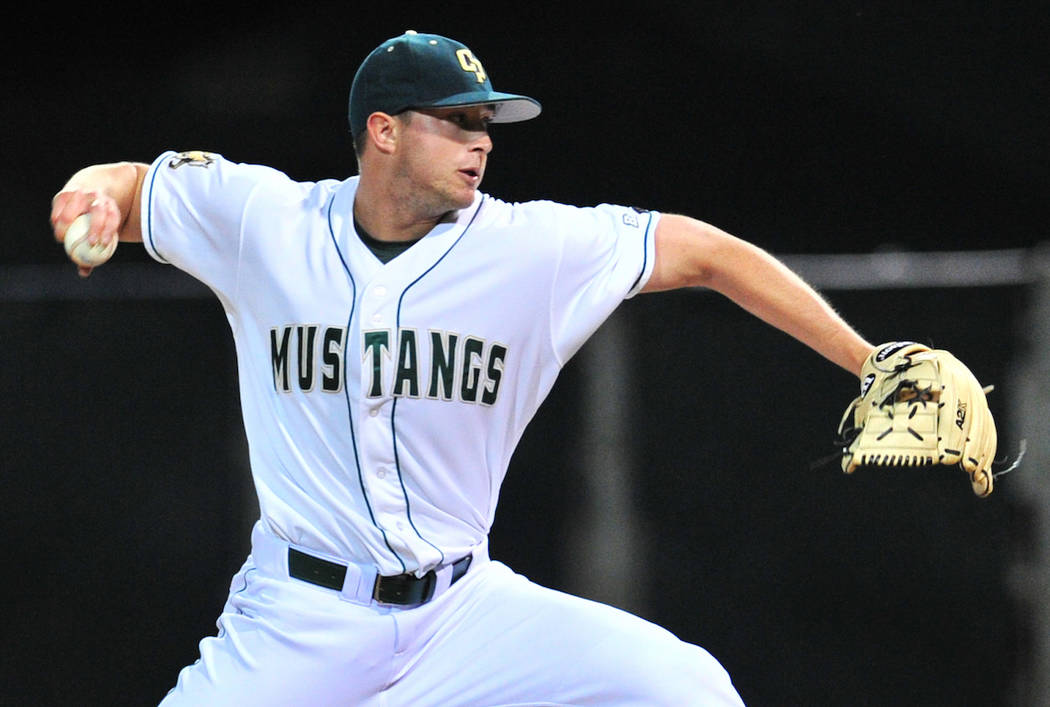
<box><xmin>372</xmin><ymin>570</ymin><xmax>436</xmax><ymax>605</ymax></box>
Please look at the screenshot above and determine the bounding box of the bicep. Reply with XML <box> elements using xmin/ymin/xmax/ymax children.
<box><xmin>642</xmin><ymin>214</ymin><xmax>724</xmax><ymax>292</ymax></box>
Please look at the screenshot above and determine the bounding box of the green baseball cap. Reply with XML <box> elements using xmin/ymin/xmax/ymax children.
<box><xmin>349</xmin><ymin>31</ymin><xmax>542</xmax><ymax>137</ymax></box>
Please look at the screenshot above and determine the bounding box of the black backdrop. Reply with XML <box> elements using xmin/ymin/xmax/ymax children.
<box><xmin>1</xmin><ymin>286</ymin><xmax>1029</xmax><ymax>705</ymax></box>
<box><xmin>3</xmin><ymin>4</ymin><xmax>1045</xmax><ymax>705</ymax></box>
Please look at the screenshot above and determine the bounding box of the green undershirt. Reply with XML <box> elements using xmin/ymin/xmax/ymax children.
<box><xmin>354</xmin><ymin>217</ymin><xmax>421</xmax><ymax>264</ymax></box>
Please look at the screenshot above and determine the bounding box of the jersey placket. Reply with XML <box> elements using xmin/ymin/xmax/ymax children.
<box><xmin>355</xmin><ymin>276</ymin><xmax>417</xmax><ymax>563</ymax></box>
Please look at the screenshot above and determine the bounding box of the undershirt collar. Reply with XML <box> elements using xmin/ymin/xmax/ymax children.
<box><xmin>353</xmin><ymin>216</ymin><xmax>422</xmax><ymax>264</ymax></box>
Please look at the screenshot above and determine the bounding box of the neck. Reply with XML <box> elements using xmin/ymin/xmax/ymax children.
<box><xmin>353</xmin><ymin>176</ymin><xmax>450</xmax><ymax>243</ymax></box>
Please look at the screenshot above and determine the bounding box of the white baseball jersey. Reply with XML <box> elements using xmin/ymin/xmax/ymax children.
<box><xmin>141</xmin><ymin>149</ymin><xmax>658</xmax><ymax>577</ymax></box>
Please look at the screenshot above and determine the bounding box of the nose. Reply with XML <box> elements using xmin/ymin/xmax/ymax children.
<box><xmin>471</xmin><ymin>131</ymin><xmax>493</xmax><ymax>154</ymax></box>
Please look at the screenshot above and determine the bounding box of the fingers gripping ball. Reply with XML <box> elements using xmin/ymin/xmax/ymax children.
<box><xmin>837</xmin><ymin>341</ymin><xmax>998</xmax><ymax>496</ymax></box>
<box><xmin>64</xmin><ymin>213</ymin><xmax>117</xmax><ymax>267</ymax></box>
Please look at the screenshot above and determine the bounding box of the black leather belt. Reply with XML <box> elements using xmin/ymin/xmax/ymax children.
<box><xmin>287</xmin><ymin>548</ymin><xmax>472</xmax><ymax>605</ymax></box>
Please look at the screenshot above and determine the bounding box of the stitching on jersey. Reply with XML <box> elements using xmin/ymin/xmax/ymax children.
<box><xmin>229</xmin><ymin>176</ymin><xmax>262</xmax><ymax>324</ymax></box>
<box><xmin>547</xmin><ymin>206</ymin><xmax>568</xmax><ymax>368</ymax></box>
<box><xmin>143</xmin><ymin>154</ymin><xmax>170</xmax><ymax>264</ymax></box>
<box><xmin>327</xmin><ymin>188</ymin><xmax>407</xmax><ymax>572</ymax></box>
<box><xmin>628</xmin><ymin>211</ymin><xmax>655</xmax><ymax>294</ymax></box>
<box><xmin>388</xmin><ymin>196</ymin><xmax>487</xmax><ymax>564</ymax></box>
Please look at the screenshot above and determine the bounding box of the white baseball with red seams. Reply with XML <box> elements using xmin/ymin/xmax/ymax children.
<box><xmin>64</xmin><ymin>212</ymin><xmax>117</xmax><ymax>267</ymax></box>
<box><xmin>146</xmin><ymin>149</ymin><xmax>744</xmax><ymax>706</ymax></box>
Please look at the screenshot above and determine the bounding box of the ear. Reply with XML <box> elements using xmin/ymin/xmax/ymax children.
<box><xmin>365</xmin><ymin>112</ymin><xmax>399</xmax><ymax>155</ymax></box>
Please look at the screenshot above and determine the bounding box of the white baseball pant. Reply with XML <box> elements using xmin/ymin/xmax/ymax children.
<box><xmin>160</xmin><ymin>522</ymin><xmax>745</xmax><ymax>706</ymax></box>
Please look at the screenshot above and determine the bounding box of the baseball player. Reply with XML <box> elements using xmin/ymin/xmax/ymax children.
<box><xmin>50</xmin><ymin>31</ymin><xmax>878</xmax><ymax>706</ymax></box>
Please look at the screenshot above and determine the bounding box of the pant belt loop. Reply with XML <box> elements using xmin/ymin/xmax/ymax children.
<box><xmin>429</xmin><ymin>561</ymin><xmax>457</xmax><ymax>600</ymax></box>
<box><xmin>250</xmin><ymin>520</ymin><xmax>285</xmax><ymax>576</ymax></box>
<box><xmin>340</xmin><ymin>562</ymin><xmax>378</xmax><ymax>604</ymax></box>
<box><xmin>425</xmin><ymin>550</ymin><xmax>476</xmax><ymax>600</ymax></box>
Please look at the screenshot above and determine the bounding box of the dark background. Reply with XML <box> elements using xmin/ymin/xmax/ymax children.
<box><xmin>3</xmin><ymin>3</ymin><xmax>1046</xmax><ymax>705</ymax></box>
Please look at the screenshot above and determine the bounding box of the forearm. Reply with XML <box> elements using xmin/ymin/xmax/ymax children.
<box><xmin>52</xmin><ymin>162</ymin><xmax>148</xmax><ymax>243</ymax></box>
<box><xmin>647</xmin><ymin>215</ymin><xmax>872</xmax><ymax>376</ymax></box>
<box><xmin>707</xmin><ymin>236</ymin><xmax>872</xmax><ymax>376</ymax></box>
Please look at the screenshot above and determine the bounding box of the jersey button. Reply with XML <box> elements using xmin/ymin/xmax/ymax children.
<box><xmin>373</xmin><ymin>285</ymin><xmax>387</xmax><ymax>298</ymax></box>
<box><xmin>369</xmin><ymin>408</ymin><xmax>380</xmax><ymax>417</ymax></box>
<box><xmin>371</xmin><ymin>313</ymin><xmax>383</xmax><ymax>325</ymax></box>
<box><xmin>376</xmin><ymin>469</ymin><xmax>387</xmax><ymax>479</ymax></box>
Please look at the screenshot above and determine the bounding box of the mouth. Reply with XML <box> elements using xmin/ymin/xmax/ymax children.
<box><xmin>458</xmin><ymin>167</ymin><xmax>482</xmax><ymax>184</ymax></box>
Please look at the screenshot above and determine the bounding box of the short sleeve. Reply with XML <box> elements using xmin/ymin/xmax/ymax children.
<box><xmin>546</xmin><ymin>202</ymin><xmax>659</xmax><ymax>362</ymax></box>
<box><xmin>140</xmin><ymin>150</ymin><xmax>287</xmax><ymax>299</ymax></box>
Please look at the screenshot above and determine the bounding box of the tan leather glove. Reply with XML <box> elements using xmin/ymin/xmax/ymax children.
<box><xmin>837</xmin><ymin>342</ymin><xmax>997</xmax><ymax>496</ymax></box>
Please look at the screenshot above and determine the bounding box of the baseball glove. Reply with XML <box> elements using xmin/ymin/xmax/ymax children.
<box><xmin>837</xmin><ymin>341</ymin><xmax>997</xmax><ymax>496</ymax></box>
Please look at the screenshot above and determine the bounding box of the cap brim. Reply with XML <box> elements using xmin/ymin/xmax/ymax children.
<box><xmin>419</xmin><ymin>91</ymin><xmax>542</xmax><ymax>123</ymax></box>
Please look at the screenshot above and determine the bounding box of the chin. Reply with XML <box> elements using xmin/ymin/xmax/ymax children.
<box><xmin>449</xmin><ymin>190</ymin><xmax>477</xmax><ymax>210</ymax></box>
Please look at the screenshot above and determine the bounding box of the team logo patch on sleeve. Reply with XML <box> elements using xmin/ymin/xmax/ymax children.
<box><xmin>168</xmin><ymin>150</ymin><xmax>217</xmax><ymax>169</ymax></box>
<box><xmin>622</xmin><ymin>206</ymin><xmax>651</xmax><ymax>228</ymax></box>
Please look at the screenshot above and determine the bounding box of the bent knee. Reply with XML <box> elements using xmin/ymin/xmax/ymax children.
<box><xmin>625</xmin><ymin>641</ymin><xmax>743</xmax><ymax>706</ymax></box>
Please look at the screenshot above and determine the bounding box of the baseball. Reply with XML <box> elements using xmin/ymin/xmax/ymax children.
<box><xmin>64</xmin><ymin>213</ymin><xmax>117</xmax><ymax>267</ymax></box>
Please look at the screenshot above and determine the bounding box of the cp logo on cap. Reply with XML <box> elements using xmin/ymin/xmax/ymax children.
<box><xmin>456</xmin><ymin>49</ymin><xmax>487</xmax><ymax>83</ymax></box>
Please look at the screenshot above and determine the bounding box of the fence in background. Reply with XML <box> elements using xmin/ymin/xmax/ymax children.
<box><xmin>4</xmin><ymin>246</ymin><xmax>1045</xmax><ymax>704</ymax></box>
